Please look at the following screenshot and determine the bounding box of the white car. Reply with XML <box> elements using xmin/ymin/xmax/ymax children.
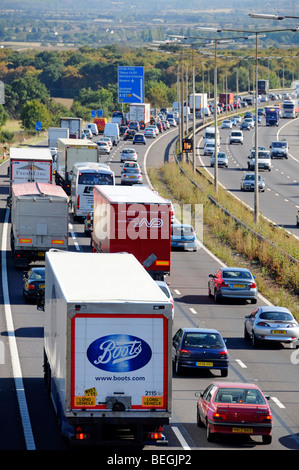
<box><xmin>98</xmin><ymin>137</ymin><xmax>113</xmax><ymax>149</ymax></box>
<box><xmin>204</xmin><ymin>142</ymin><xmax>216</xmax><ymax>156</ymax></box>
<box><xmin>155</xmin><ymin>280</ymin><xmax>174</xmax><ymax>318</ymax></box>
<box><xmin>244</xmin><ymin>117</ymin><xmax>255</xmax><ymax>128</ymax></box>
<box><xmin>144</xmin><ymin>127</ymin><xmax>156</xmax><ymax>138</ymax></box>
<box><xmin>120</xmin><ymin>148</ymin><xmax>138</xmax><ymax>162</ymax></box>
<box><xmin>221</xmin><ymin>119</ymin><xmax>233</xmax><ymax>129</ymax></box>
<box><xmin>168</xmin><ymin>118</ymin><xmax>177</xmax><ymax>127</ymax></box>
<box><xmin>148</xmin><ymin>125</ymin><xmax>159</xmax><ymax>136</ymax></box>
<box><xmin>97</xmin><ymin>141</ymin><xmax>110</xmax><ymax>154</ymax></box>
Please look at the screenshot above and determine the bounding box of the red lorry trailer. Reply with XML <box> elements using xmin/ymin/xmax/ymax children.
<box><xmin>92</xmin><ymin>185</ymin><xmax>171</xmax><ymax>280</ymax></box>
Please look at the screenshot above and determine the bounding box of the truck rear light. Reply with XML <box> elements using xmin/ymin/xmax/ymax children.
<box><xmin>75</xmin><ymin>426</ymin><xmax>91</xmax><ymax>440</ymax></box>
<box><xmin>77</xmin><ymin>196</ymin><xmax>80</xmax><ymax>209</ymax></box>
<box><xmin>51</xmin><ymin>240</ymin><xmax>64</xmax><ymax>245</ymax></box>
<box><xmin>28</xmin><ymin>284</ymin><xmax>35</xmax><ymax>290</ymax></box>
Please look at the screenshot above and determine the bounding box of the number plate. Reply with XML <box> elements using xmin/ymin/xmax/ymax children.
<box><xmin>271</xmin><ymin>330</ymin><xmax>286</xmax><ymax>334</ymax></box>
<box><xmin>233</xmin><ymin>284</ymin><xmax>245</xmax><ymax>288</ymax></box>
<box><xmin>232</xmin><ymin>427</ymin><xmax>253</xmax><ymax>434</ymax></box>
<box><xmin>196</xmin><ymin>361</ymin><xmax>213</xmax><ymax>367</ymax></box>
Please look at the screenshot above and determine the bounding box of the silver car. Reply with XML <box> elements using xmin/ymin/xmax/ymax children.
<box><xmin>244</xmin><ymin>306</ymin><xmax>299</xmax><ymax>347</ymax></box>
<box><xmin>210</xmin><ymin>152</ymin><xmax>228</xmax><ymax>168</ymax></box>
<box><xmin>208</xmin><ymin>267</ymin><xmax>258</xmax><ymax>303</ymax></box>
<box><xmin>121</xmin><ymin>167</ymin><xmax>143</xmax><ymax>185</ymax></box>
<box><xmin>120</xmin><ymin>148</ymin><xmax>138</xmax><ymax>162</ymax></box>
<box><xmin>241</xmin><ymin>173</ymin><xmax>265</xmax><ymax>192</ymax></box>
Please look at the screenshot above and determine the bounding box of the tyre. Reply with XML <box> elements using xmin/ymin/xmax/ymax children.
<box><xmin>197</xmin><ymin>409</ymin><xmax>205</xmax><ymax>427</ymax></box>
<box><xmin>206</xmin><ymin>422</ymin><xmax>216</xmax><ymax>442</ymax></box>
<box><xmin>244</xmin><ymin>326</ymin><xmax>250</xmax><ymax>340</ymax></box>
<box><xmin>175</xmin><ymin>357</ymin><xmax>182</xmax><ymax>375</ymax></box>
<box><xmin>221</xmin><ymin>369</ymin><xmax>228</xmax><ymax>377</ymax></box>
<box><xmin>251</xmin><ymin>299</ymin><xmax>257</xmax><ymax>304</ymax></box>
<box><xmin>262</xmin><ymin>435</ymin><xmax>272</xmax><ymax>444</ymax></box>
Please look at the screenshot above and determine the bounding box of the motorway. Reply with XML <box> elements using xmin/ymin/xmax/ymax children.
<box><xmin>0</xmin><ymin>115</ymin><xmax>299</xmax><ymax>452</ymax></box>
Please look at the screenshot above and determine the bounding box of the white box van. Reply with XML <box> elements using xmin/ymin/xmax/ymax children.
<box><xmin>229</xmin><ymin>130</ymin><xmax>243</xmax><ymax>145</ymax></box>
<box><xmin>84</xmin><ymin>123</ymin><xmax>98</xmax><ymax>136</ymax></box>
<box><xmin>104</xmin><ymin>122</ymin><xmax>120</xmax><ymax>146</ymax></box>
<box><xmin>204</xmin><ymin>126</ymin><xmax>220</xmax><ymax>145</ymax></box>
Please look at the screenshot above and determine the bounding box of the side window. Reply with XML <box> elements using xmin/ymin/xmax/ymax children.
<box><xmin>173</xmin><ymin>329</ymin><xmax>182</xmax><ymax>344</ymax></box>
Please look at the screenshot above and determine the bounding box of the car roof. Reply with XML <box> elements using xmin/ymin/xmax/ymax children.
<box><xmin>257</xmin><ymin>306</ymin><xmax>291</xmax><ymax>313</ymax></box>
<box><xmin>210</xmin><ymin>382</ymin><xmax>262</xmax><ymax>390</ymax></box>
<box><xmin>181</xmin><ymin>327</ymin><xmax>223</xmax><ymax>335</ymax></box>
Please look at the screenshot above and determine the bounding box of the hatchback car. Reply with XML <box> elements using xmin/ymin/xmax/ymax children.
<box><xmin>121</xmin><ymin>168</ymin><xmax>143</xmax><ymax>185</ymax></box>
<box><xmin>204</xmin><ymin>143</ymin><xmax>216</xmax><ymax>156</ymax></box>
<box><xmin>211</xmin><ymin>152</ymin><xmax>228</xmax><ymax>168</ymax></box>
<box><xmin>144</xmin><ymin>127</ymin><xmax>156</xmax><ymax>138</ymax></box>
<box><xmin>172</xmin><ymin>328</ymin><xmax>229</xmax><ymax>376</ymax></box>
<box><xmin>196</xmin><ymin>382</ymin><xmax>272</xmax><ymax>444</ymax></box>
<box><xmin>171</xmin><ymin>224</ymin><xmax>197</xmax><ymax>251</ymax></box>
<box><xmin>155</xmin><ymin>280</ymin><xmax>174</xmax><ymax>318</ymax></box>
<box><xmin>221</xmin><ymin>119</ymin><xmax>233</xmax><ymax>129</ymax></box>
<box><xmin>132</xmin><ymin>132</ymin><xmax>146</xmax><ymax>145</ymax></box>
<box><xmin>97</xmin><ymin>141</ymin><xmax>111</xmax><ymax>154</ymax></box>
<box><xmin>208</xmin><ymin>267</ymin><xmax>258</xmax><ymax>303</ymax></box>
<box><xmin>240</xmin><ymin>173</ymin><xmax>265</xmax><ymax>192</ymax></box>
<box><xmin>123</xmin><ymin>129</ymin><xmax>136</xmax><ymax>140</ymax></box>
<box><xmin>244</xmin><ymin>306</ymin><xmax>299</xmax><ymax>347</ymax></box>
<box><xmin>168</xmin><ymin>118</ymin><xmax>177</xmax><ymax>127</ymax></box>
<box><xmin>240</xmin><ymin>121</ymin><xmax>251</xmax><ymax>130</ymax></box>
<box><xmin>23</xmin><ymin>267</ymin><xmax>45</xmax><ymax>301</ymax></box>
<box><xmin>121</xmin><ymin>161</ymin><xmax>141</xmax><ymax>173</ymax></box>
<box><xmin>120</xmin><ymin>148</ymin><xmax>138</xmax><ymax>162</ymax></box>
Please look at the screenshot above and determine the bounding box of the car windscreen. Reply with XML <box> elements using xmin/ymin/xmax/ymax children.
<box><xmin>259</xmin><ymin>311</ymin><xmax>293</xmax><ymax>321</ymax></box>
<box><xmin>78</xmin><ymin>172</ymin><xmax>113</xmax><ymax>185</ymax></box>
<box><xmin>214</xmin><ymin>388</ymin><xmax>266</xmax><ymax>404</ymax></box>
<box><xmin>183</xmin><ymin>333</ymin><xmax>224</xmax><ymax>349</ymax></box>
<box><xmin>222</xmin><ymin>270</ymin><xmax>252</xmax><ymax>279</ymax></box>
<box><xmin>272</xmin><ymin>142</ymin><xmax>286</xmax><ymax>148</ymax></box>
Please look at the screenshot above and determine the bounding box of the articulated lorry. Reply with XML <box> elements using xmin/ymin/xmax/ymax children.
<box><xmin>41</xmin><ymin>251</ymin><xmax>172</xmax><ymax>446</ymax></box>
<box><xmin>92</xmin><ymin>185</ymin><xmax>171</xmax><ymax>280</ymax></box>
<box><xmin>10</xmin><ymin>182</ymin><xmax>69</xmax><ymax>267</ymax></box>
<box><xmin>129</xmin><ymin>103</ymin><xmax>151</xmax><ymax>127</ymax></box>
<box><xmin>55</xmin><ymin>138</ymin><xmax>99</xmax><ymax>194</ymax></box>
<box><xmin>9</xmin><ymin>147</ymin><xmax>53</xmax><ymax>198</ymax></box>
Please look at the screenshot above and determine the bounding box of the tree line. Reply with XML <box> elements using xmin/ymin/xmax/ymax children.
<box><xmin>0</xmin><ymin>44</ymin><xmax>297</xmax><ymax>134</ymax></box>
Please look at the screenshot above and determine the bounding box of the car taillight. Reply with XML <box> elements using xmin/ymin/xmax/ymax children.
<box><xmin>218</xmin><ymin>350</ymin><xmax>228</xmax><ymax>358</ymax></box>
<box><xmin>219</xmin><ymin>280</ymin><xmax>229</xmax><ymax>287</ymax></box>
<box><xmin>28</xmin><ymin>284</ymin><xmax>35</xmax><ymax>290</ymax></box>
<box><xmin>259</xmin><ymin>414</ymin><xmax>272</xmax><ymax>423</ymax></box>
<box><xmin>257</xmin><ymin>322</ymin><xmax>270</xmax><ymax>327</ymax></box>
<box><xmin>179</xmin><ymin>349</ymin><xmax>190</xmax><ymax>355</ymax></box>
<box><xmin>213</xmin><ymin>412</ymin><xmax>227</xmax><ymax>421</ymax></box>
<box><xmin>249</xmin><ymin>282</ymin><xmax>256</xmax><ymax>288</ymax></box>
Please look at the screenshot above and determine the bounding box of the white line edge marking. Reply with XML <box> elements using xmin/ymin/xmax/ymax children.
<box><xmin>189</xmin><ymin>308</ymin><xmax>197</xmax><ymax>314</ymax></box>
<box><xmin>174</xmin><ymin>289</ymin><xmax>181</xmax><ymax>295</ymax></box>
<box><xmin>271</xmin><ymin>396</ymin><xmax>285</xmax><ymax>409</ymax></box>
<box><xmin>236</xmin><ymin>359</ymin><xmax>247</xmax><ymax>368</ymax></box>
<box><xmin>1</xmin><ymin>209</ymin><xmax>36</xmax><ymax>450</ymax></box>
<box><xmin>172</xmin><ymin>426</ymin><xmax>191</xmax><ymax>450</ymax></box>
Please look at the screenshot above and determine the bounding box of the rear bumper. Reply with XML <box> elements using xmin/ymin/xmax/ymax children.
<box><xmin>208</xmin><ymin>420</ymin><xmax>272</xmax><ymax>436</ymax></box>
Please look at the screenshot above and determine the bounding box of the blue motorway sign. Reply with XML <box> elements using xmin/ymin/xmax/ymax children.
<box><xmin>118</xmin><ymin>66</ymin><xmax>144</xmax><ymax>104</ymax></box>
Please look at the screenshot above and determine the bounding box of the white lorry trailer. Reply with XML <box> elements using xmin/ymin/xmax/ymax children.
<box><xmin>41</xmin><ymin>251</ymin><xmax>172</xmax><ymax>446</ymax></box>
<box><xmin>10</xmin><ymin>182</ymin><xmax>69</xmax><ymax>267</ymax></box>
<box><xmin>48</xmin><ymin>127</ymin><xmax>69</xmax><ymax>148</ymax></box>
<box><xmin>9</xmin><ymin>147</ymin><xmax>53</xmax><ymax>197</ymax></box>
<box><xmin>55</xmin><ymin>138</ymin><xmax>99</xmax><ymax>194</ymax></box>
<box><xmin>60</xmin><ymin>117</ymin><xmax>83</xmax><ymax>139</ymax></box>
<box><xmin>129</xmin><ymin>103</ymin><xmax>151</xmax><ymax>126</ymax></box>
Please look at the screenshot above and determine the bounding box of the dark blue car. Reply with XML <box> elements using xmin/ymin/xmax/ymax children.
<box><xmin>171</xmin><ymin>224</ymin><xmax>197</xmax><ymax>251</ymax></box>
<box><xmin>172</xmin><ymin>328</ymin><xmax>229</xmax><ymax>377</ymax></box>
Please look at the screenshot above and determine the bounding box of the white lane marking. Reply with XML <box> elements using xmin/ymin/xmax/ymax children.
<box><xmin>236</xmin><ymin>359</ymin><xmax>247</xmax><ymax>368</ymax></box>
<box><xmin>271</xmin><ymin>396</ymin><xmax>285</xmax><ymax>409</ymax></box>
<box><xmin>174</xmin><ymin>289</ymin><xmax>181</xmax><ymax>295</ymax></box>
<box><xmin>1</xmin><ymin>209</ymin><xmax>36</xmax><ymax>450</ymax></box>
<box><xmin>171</xmin><ymin>426</ymin><xmax>191</xmax><ymax>450</ymax></box>
<box><xmin>189</xmin><ymin>308</ymin><xmax>197</xmax><ymax>314</ymax></box>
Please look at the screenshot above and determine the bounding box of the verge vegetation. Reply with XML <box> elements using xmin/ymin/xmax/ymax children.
<box><xmin>148</xmin><ymin>162</ymin><xmax>299</xmax><ymax>320</ymax></box>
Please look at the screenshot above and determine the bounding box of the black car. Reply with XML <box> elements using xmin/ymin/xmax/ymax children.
<box><xmin>240</xmin><ymin>121</ymin><xmax>251</xmax><ymax>130</ymax></box>
<box><xmin>23</xmin><ymin>267</ymin><xmax>45</xmax><ymax>301</ymax></box>
<box><xmin>123</xmin><ymin>129</ymin><xmax>136</xmax><ymax>140</ymax></box>
<box><xmin>172</xmin><ymin>327</ymin><xmax>229</xmax><ymax>377</ymax></box>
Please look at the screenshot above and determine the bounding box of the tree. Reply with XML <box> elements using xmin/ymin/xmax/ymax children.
<box><xmin>20</xmin><ymin>99</ymin><xmax>51</xmax><ymax>131</ymax></box>
<box><xmin>0</xmin><ymin>105</ymin><xmax>8</xmax><ymax>128</ymax></box>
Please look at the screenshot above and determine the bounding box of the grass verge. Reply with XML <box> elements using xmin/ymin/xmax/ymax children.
<box><xmin>148</xmin><ymin>162</ymin><xmax>299</xmax><ymax>319</ymax></box>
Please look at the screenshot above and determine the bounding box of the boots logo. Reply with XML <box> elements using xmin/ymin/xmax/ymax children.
<box><xmin>134</xmin><ymin>218</ymin><xmax>163</xmax><ymax>228</ymax></box>
<box><xmin>87</xmin><ymin>334</ymin><xmax>152</xmax><ymax>372</ymax></box>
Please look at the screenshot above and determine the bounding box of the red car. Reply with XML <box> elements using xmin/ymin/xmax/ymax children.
<box><xmin>196</xmin><ymin>381</ymin><xmax>272</xmax><ymax>444</ymax></box>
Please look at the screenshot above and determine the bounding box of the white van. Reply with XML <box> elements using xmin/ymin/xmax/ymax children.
<box><xmin>84</xmin><ymin>123</ymin><xmax>98</xmax><ymax>136</ymax></box>
<box><xmin>104</xmin><ymin>122</ymin><xmax>120</xmax><ymax>146</ymax></box>
<box><xmin>229</xmin><ymin>130</ymin><xmax>243</xmax><ymax>145</ymax></box>
<box><xmin>204</xmin><ymin>126</ymin><xmax>220</xmax><ymax>145</ymax></box>
<box><xmin>71</xmin><ymin>162</ymin><xmax>115</xmax><ymax>218</ymax></box>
